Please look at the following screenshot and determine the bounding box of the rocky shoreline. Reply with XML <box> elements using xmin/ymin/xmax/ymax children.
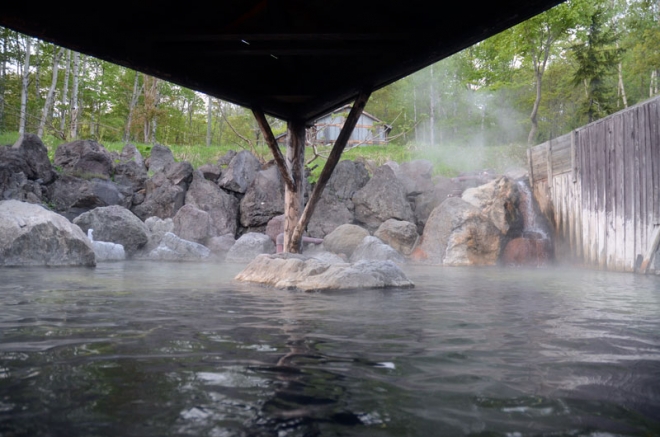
<box><xmin>0</xmin><ymin>134</ymin><xmax>554</xmax><ymax>288</ymax></box>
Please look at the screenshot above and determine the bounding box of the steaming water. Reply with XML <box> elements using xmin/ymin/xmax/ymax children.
<box><xmin>1</xmin><ymin>262</ymin><xmax>659</xmax><ymax>437</ymax></box>
<box><xmin>516</xmin><ymin>180</ymin><xmax>548</xmax><ymax>240</ymax></box>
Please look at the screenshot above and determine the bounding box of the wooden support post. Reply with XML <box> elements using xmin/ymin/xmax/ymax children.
<box><xmin>252</xmin><ymin>108</ymin><xmax>295</xmax><ymax>191</ymax></box>
<box><xmin>291</xmin><ymin>90</ymin><xmax>371</xmax><ymax>247</ymax></box>
<box><xmin>284</xmin><ymin>119</ymin><xmax>306</xmax><ymax>253</ymax></box>
<box><xmin>546</xmin><ymin>139</ymin><xmax>553</xmax><ymax>193</ymax></box>
<box><xmin>571</xmin><ymin>130</ymin><xmax>577</xmax><ymax>183</ymax></box>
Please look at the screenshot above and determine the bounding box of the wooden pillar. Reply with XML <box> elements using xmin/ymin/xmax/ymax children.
<box><xmin>284</xmin><ymin>119</ymin><xmax>306</xmax><ymax>253</ymax></box>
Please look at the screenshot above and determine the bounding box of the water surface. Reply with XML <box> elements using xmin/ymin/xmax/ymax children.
<box><xmin>0</xmin><ymin>262</ymin><xmax>659</xmax><ymax>436</ymax></box>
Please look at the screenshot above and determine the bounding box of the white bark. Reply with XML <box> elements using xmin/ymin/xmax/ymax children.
<box><xmin>69</xmin><ymin>51</ymin><xmax>80</xmax><ymax>140</ymax></box>
<box><xmin>38</xmin><ymin>47</ymin><xmax>64</xmax><ymax>138</ymax></box>
<box><xmin>429</xmin><ymin>64</ymin><xmax>435</xmax><ymax>146</ymax></box>
<box><xmin>124</xmin><ymin>71</ymin><xmax>141</xmax><ymax>142</ymax></box>
<box><xmin>206</xmin><ymin>96</ymin><xmax>213</xmax><ymax>147</ymax></box>
<box><xmin>18</xmin><ymin>36</ymin><xmax>32</xmax><ymax>136</ymax></box>
<box><xmin>59</xmin><ymin>50</ymin><xmax>71</xmax><ymax>136</ymax></box>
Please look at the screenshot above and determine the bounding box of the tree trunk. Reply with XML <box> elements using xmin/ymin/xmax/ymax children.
<box><xmin>0</xmin><ymin>28</ymin><xmax>7</xmax><ymax>131</ymax></box>
<box><xmin>527</xmin><ymin>68</ymin><xmax>543</xmax><ymax>145</ymax></box>
<box><xmin>18</xmin><ymin>36</ymin><xmax>32</xmax><ymax>136</ymax></box>
<box><xmin>59</xmin><ymin>50</ymin><xmax>71</xmax><ymax>138</ymax></box>
<box><xmin>283</xmin><ymin>120</ymin><xmax>306</xmax><ymax>253</ymax></box>
<box><xmin>69</xmin><ymin>51</ymin><xmax>80</xmax><ymax>140</ymax></box>
<box><xmin>206</xmin><ymin>96</ymin><xmax>213</xmax><ymax>146</ymax></box>
<box><xmin>124</xmin><ymin>71</ymin><xmax>141</xmax><ymax>142</ymax></box>
<box><xmin>38</xmin><ymin>47</ymin><xmax>63</xmax><ymax>138</ymax></box>
<box><xmin>429</xmin><ymin>64</ymin><xmax>435</xmax><ymax>146</ymax></box>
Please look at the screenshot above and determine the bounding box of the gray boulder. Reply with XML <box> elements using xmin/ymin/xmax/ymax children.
<box><xmin>54</xmin><ymin>139</ymin><xmax>114</xmax><ymax>179</ymax></box>
<box><xmin>147</xmin><ymin>144</ymin><xmax>175</xmax><ymax>174</ymax></box>
<box><xmin>326</xmin><ymin>160</ymin><xmax>370</xmax><ymax>201</ymax></box>
<box><xmin>143</xmin><ymin>216</ymin><xmax>174</xmax><ymax>252</ymax></box>
<box><xmin>0</xmin><ymin>170</ymin><xmax>42</xmax><ymax>203</ymax></box>
<box><xmin>218</xmin><ymin>150</ymin><xmax>262</xmax><ymax>194</ymax></box>
<box><xmin>323</xmin><ymin>224</ymin><xmax>370</xmax><ymax>258</ymax></box>
<box><xmin>197</xmin><ymin>163</ymin><xmax>222</xmax><ymax>182</ymax></box>
<box><xmin>131</xmin><ymin>162</ymin><xmax>193</xmax><ymax>220</ymax></box>
<box><xmin>413</xmin><ymin>176</ymin><xmax>462</xmax><ymax>233</ymax></box>
<box><xmin>239</xmin><ymin>165</ymin><xmax>284</xmax><ymax>229</ymax></box>
<box><xmin>46</xmin><ymin>175</ymin><xmax>133</xmax><ymax>220</ymax></box>
<box><xmin>173</xmin><ymin>204</ymin><xmax>212</xmax><ymax>245</ymax></box>
<box><xmin>462</xmin><ymin>176</ymin><xmax>522</xmax><ymax>236</ymax></box>
<box><xmin>349</xmin><ymin>236</ymin><xmax>405</xmax><ymax>264</ymax></box>
<box><xmin>217</xmin><ymin>150</ymin><xmax>237</xmax><ymax>167</ymax></box>
<box><xmin>185</xmin><ymin>170</ymin><xmax>239</xmax><ymax>237</ymax></box>
<box><xmin>396</xmin><ymin>160</ymin><xmax>435</xmax><ymax>196</ymax></box>
<box><xmin>225</xmin><ymin>232</ymin><xmax>275</xmax><ymax>263</ymax></box>
<box><xmin>374</xmin><ymin>219</ymin><xmax>419</xmax><ymax>256</ymax></box>
<box><xmin>119</xmin><ymin>143</ymin><xmax>145</xmax><ymax>168</ymax></box>
<box><xmin>307</xmin><ymin>194</ymin><xmax>354</xmax><ymax>239</ymax></box>
<box><xmin>114</xmin><ymin>160</ymin><xmax>148</xmax><ymax>193</ymax></box>
<box><xmin>148</xmin><ymin>232</ymin><xmax>211</xmax><ymax>261</ymax></box>
<box><xmin>73</xmin><ymin>205</ymin><xmax>149</xmax><ymax>257</ymax></box>
<box><xmin>352</xmin><ymin>165</ymin><xmax>414</xmax><ymax>232</ymax></box>
<box><xmin>1</xmin><ymin>134</ymin><xmax>56</xmax><ymax>184</ymax></box>
<box><xmin>235</xmin><ymin>254</ymin><xmax>414</xmax><ymax>291</ymax></box>
<box><xmin>418</xmin><ymin>197</ymin><xmax>501</xmax><ymax>266</ymax></box>
<box><xmin>0</xmin><ymin>200</ymin><xmax>95</xmax><ymax>266</ymax></box>
<box><xmin>207</xmin><ymin>234</ymin><xmax>236</xmax><ymax>260</ymax></box>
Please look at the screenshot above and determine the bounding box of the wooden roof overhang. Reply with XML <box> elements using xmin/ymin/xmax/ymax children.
<box><xmin>1</xmin><ymin>0</ymin><xmax>563</xmax><ymax>124</ymax></box>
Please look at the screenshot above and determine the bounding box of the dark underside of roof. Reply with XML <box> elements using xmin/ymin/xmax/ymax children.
<box><xmin>1</xmin><ymin>0</ymin><xmax>563</xmax><ymax>123</ymax></box>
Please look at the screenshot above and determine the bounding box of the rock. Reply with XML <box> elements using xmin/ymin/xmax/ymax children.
<box><xmin>418</xmin><ymin>197</ymin><xmax>501</xmax><ymax>266</ymax></box>
<box><xmin>197</xmin><ymin>163</ymin><xmax>222</xmax><ymax>182</ymax></box>
<box><xmin>235</xmin><ymin>253</ymin><xmax>414</xmax><ymax>291</ymax></box>
<box><xmin>374</xmin><ymin>219</ymin><xmax>419</xmax><ymax>255</ymax></box>
<box><xmin>307</xmin><ymin>194</ymin><xmax>354</xmax><ymax>239</ymax></box>
<box><xmin>207</xmin><ymin>234</ymin><xmax>236</xmax><ymax>260</ymax></box>
<box><xmin>218</xmin><ymin>150</ymin><xmax>262</xmax><ymax>194</ymax></box>
<box><xmin>73</xmin><ymin>205</ymin><xmax>149</xmax><ymax>257</ymax></box>
<box><xmin>0</xmin><ymin>170</ymin><xmax>42</xmax><ymax>203</ymax></box>
<box><xmin>148</xmin><ymin>232</ymin><xmax>211</xmax><ymax>261</ymax></box>
<box><xmin>143</xmin><ymin>216</ymin><xmax>174</xmax><ymax>252</ymax></box>
<box><xmin>113</xmin><ymin>160</ymin><xmax>148</xmax><ymax>193</ymax></box>
<box><xmin>352</xmin><ymin>165</ymin><xmax>414</xmax><ymax>232</ymax></box>
<box><xmin>147</xmin><ymin>144</ymin><xmax>175</xmax><ymax>174</ymax></box>
<box><xmin>501</xmin><ymin>236</ymin><xmax>552</xmax><ymax>267</ymax></box>
<box><xmin>119</xmin><ymin>143</ymin><xmax>145</xmax><ymax>168</ymax></box>
<box><xmin>462</xmin><ymin>176</ymin><xmax>522</xmax><ymax>236</ymax></box>
<box><xmin>54</xmin><ymin>139</ymin><xmax>114</xmax><ymax>179</ymax></box>
<box><xmin>225</xmin><ymin>232</ymin><xmax>275</xmax><ymax>263</ymax></box>
<box><xmin>173</xmin><ymin>204</ymin><xmax>212</xmax><ymax>245</ymax></box>
<box><xmin>46</xmin><ymin>175</ymin><xmax>132</xmax><ymax>220</ymax></box>
<box><xmin>185</xmin><ymin>170</ymin><xmax>239</xmax><ymax>237</ymax></box>
<box><xmin>239</xmin><ymin>165</ymin><xmax>284</xmax><ymax>229</ymax></box>
<box><xmin>323</xmin><ymin>224</ymin><xmax>370</xmax><ymax>258</ymax></box>
<box><xmin>308</xmin><ymin>250</ymin><xmax>347</xmax><ymax>264</ymax></box>
<box><xmin>87</xmin><ymin>229</ymin><xmax>125</xmax><ymax>262</ymax></box>
<box><xmin>0</xmin><ymin>134</ymin><xmax>56</xmax><ymax>184</ymax></box>
<box><xmin>396</xmin><ymin>160</ymin><xmax>435</xmax><ymax>196</ymax></box>
<box><xmin>350</xmin><ymin>236</ymin><xmax>405</xmax><ymax>264</ymax></box>
<box><xmin>131</xmin><ymin>163</ymin><xmax>193</xmax><ymax>220</ymax></box>
<box><xmin>413</xmin><ymin>176</ymin><xmax>462</xmax><ymax>233</ymax></box>
<box><xmin>325</xmin><ymin>160</ymin><xmax>370</xmax><ymax>201</ymax></box>
<box><xmin>0</xmin><ymin>200</ymin><xmax>95</xmax><ymax>267</ymax></box>
<box><xmin>217</xmin><ymin>150</ymin><xmax>237</xmax><ymax>167</ymax></box>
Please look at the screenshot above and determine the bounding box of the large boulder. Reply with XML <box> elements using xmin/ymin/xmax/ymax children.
<box><xmin>225</xmin><ymin>232</ymin><xmax>275</xmax><ymax>263</ymax></box>
<box><xmin>113</xmin><ymin>160</ymin><xmax>148</xmax><ymax>193</ymax></box>
<box><xmin>461</xmin><ymin>176</ymin><xmax>522</xmax><ymax>236</ymax></box>
<box><xmin>0</xmin><ymin>170</ymin><xmax>43</xmax><ymax>204</ymax></box>
<box><xmin>0</xmin><ymin>134</ymin><xmax>56</xmax><ymax>184</ymax></box>
<box><xmin>374</xmin><ymin>219</ymin><xmax>419</xmax><ymax>256</ymax></box>
<box><xmin>119</xmin><ymin>143</ymin><xmax>145</xmax><ymax>168</ymax></box>
<box><xmin>185</xmin><ymin>170</ymin><xmax>239</xmax><ymax>237</ymax></box>
<box><xmin>307</xmin><ymin>194</ymin><xmax>354</xmax><ymax>239</ymax></box>
<box><xmin>218</xmin><ymin>150</ymin><xmax>262</xmax><ymax>194</ymax></box>
<box><xmin>396</xmin><ymin>160</ymin><xmax>435</xmax><ymax>196</ymax></box>
<box><xmin>352</xmin><ymin>165</ymin><xmax>414</xmax><ymax>232</ymax></box>
<box><xmin>46</xmin><ymin>175</ymin><xmax>132</xmax><ymax>220</ymax></box>
<box><xmin>54</xmin><ymin>140</ymin><xmax>114</xmax><ymax>179</ymax></box>
<box><xmin>235</xmin><ymin>254</ymin><xmax>414</xmax><ymax>291</ymax></box>
<box><xmin>146</xmin><ymin>144</ymin><xmax>175</xmax><ymax>174</ymax></box>
<box><xmin>206</xmin><ymin>234</ymin><xmax>236</xmax><ymax>260</ymax></box>
<box><xmin>147</xmin><ymin>232</ymin><xmax>211</xmax><ymax>261</ymax></box>
<box><xmin>417</xmin><ymin>197</ymin><xmax>501</xmax><ymax>266</ymax></box>
<box><xmin>413</xmin><ymin>176</ymin><xmax>462</xmax><ymax>233</ymax></box>
<box><xmin>501</xmin><ymin>236</ymin><xmax>552</xmax><ymax>267</ymax></box>
<box><xmin>323</xmin><ymin>224</ymin><xmax>370</xmax><ymax>258</ymax></box>
<box><xmin>197</xmin><ymin>163</ymin><xmax>222</xmax><ymax>182</ymax></box>
<box><xmin>73</xmin><ymin>205</ymin><xmax>149</xmax><ymax>257</ymax></box>
<box><xmin>173</xmin><ymin>204</ymin><xmax>213</xmax><ymax>245</ymax></box>
<box><xmin>326</xmin><ymin>160</ymin><xmax>371</xmax><ymax>202</ymax></box>
<box><xmin>131</xmin><ymin>162</ymin><xmax>193</xmax><ymax>221</ymax></box>
<box><xmin>349</xmin><ymin>236</ymin><xmax>405</xmax><ymax>264</ymax></box>
<box><xmin>239</xmin><ymin>165</ymin><xmax>284</xmax><ymax>230</ymax></box>
<box><xmin>143</xmin><ymin>216</ymin><xmax>174</xmax><ymax>253</ymax></box>
<box><xmin>0</xmin><ymin>200</ymin><xmax>95</xmax><ymax>266</ymax></box>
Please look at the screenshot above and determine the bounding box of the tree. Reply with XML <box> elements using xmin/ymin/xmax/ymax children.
<box><xmin>37</xmin><ymin>47</ymin><xmax>63</xmax><ymax>137</ymax></box>
<box><xmin>18</xmin><ymin>36</ymin><xmax>31</xmax><ymax>136</ymax></box>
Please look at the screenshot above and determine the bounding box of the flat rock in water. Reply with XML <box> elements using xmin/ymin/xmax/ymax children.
<box><xmin>235</xmin><ymin>253</ymin><xmax>414</xmax><ymax>291</ymax></box>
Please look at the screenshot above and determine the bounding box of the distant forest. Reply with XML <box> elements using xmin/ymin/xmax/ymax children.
<box><xmin>0</xmin><ymin>0</ymin><xmax>658</xmax><ymax>150</ymax></box>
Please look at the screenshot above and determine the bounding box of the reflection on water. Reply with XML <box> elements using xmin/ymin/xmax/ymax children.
<box><xmin>0</xmin><ymin>262</ymin><xmax>659</xmax><ymax>436</ymax></box>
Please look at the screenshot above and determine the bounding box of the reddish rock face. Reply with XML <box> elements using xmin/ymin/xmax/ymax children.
<box><xmin>502</xmin><ymin>236</ymin><xmax>552</xmax><ymax>267</ymax></box>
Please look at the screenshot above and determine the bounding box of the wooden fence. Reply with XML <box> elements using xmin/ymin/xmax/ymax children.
<box><xmin>528</xmin><ymin>96</ymin><xmax>660</xmax><ymax>273</ymax></box>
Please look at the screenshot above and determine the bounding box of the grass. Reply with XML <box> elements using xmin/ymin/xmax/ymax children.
<box><xmin>1</xmin><ymin>131</ymin><xmax>529</xmax><ymax>181</ymax></box>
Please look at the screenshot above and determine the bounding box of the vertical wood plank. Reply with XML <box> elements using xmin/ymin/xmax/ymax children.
<box><xmin>614</xmin><ymin>112</ymin><xmax>626</xmax><ymax>271</ymax></box>
<box><xmin>625</xmin><ymin>109</ymin><xmax>635</xmax><ymax>271</ymax></box>
<box><xmin>606</xmin><ymin>118</ymin><xmax>616</xmax><ymax>269</ymax></box>
<box><xmin>634</xmin><ymin>106</ymin><xmax>642</xmax><ymax>270</ymax></box>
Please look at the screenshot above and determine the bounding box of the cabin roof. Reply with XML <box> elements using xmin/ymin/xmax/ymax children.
<box><xmin>1</xmin><ymin>0</ymin><xmax>563</xmax><ymax>123</ymax></box>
